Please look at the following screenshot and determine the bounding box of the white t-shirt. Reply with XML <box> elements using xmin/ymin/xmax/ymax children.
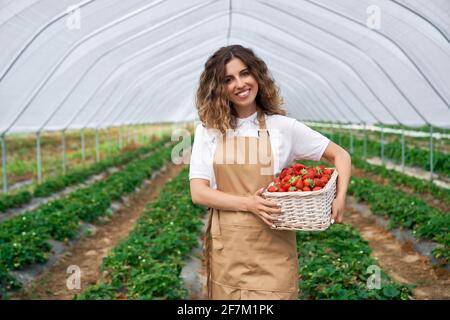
<box><xmin>189</xmin><ymin>111</ymin><xmax>330</xmax><ymax>189</ymax></box>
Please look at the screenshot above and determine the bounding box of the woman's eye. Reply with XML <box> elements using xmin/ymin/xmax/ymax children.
<box><xmin>242</xmin><ymin>71</ymin><xmax>250</xmax><ymax>76</ymax></box>
<box><xmin>225</xmin><ymin>78</ymin><xmax>232</xmax><ymax>84</ymax></box>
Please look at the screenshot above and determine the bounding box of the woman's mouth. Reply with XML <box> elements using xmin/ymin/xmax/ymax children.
<box><xmin>235</xmin><ymin>89</ymin><xmax>250</xmax><ymax>98</ymax></box>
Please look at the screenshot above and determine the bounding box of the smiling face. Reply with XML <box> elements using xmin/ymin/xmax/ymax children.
<box><xmin>224</xmin><ymin>57</ymin><xmax>259</xmax><ymax>112</ymax></box>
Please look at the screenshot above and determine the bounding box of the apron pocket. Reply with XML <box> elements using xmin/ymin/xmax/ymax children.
<box><xmin>212</xmin><ymin>236</ymin><xmax>223</xmax><ymax>250</ymax></box>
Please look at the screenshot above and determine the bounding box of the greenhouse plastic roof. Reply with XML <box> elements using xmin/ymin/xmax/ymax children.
<box><xmin>0</xmin><ymin>0</ymin><xmax>449</xmax><ymax>134</ymax></box>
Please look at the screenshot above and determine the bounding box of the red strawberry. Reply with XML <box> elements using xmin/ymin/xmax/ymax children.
<box><xmin>314</xmin><ymin>178</ymin><xmax>324</xmax><ymax>187</ymax></box>
<box><xmin>313</xmin><ymin>186</ymin><xmax>322</xmax><ymax>191</ymax></box>
<box><xmin>282</xmin><ymin>175</ymin><xmax>292</xmax><ymax>183</ymax></box>
<box><xmin>288</xmin><ymin>186</ymin><xmax>297</xmax><ymax>192</ymax></box>
<box><xmin>323</xmin><ymin>168</ymin><xmax>332</xmax><ymax>175</ymax></box>
<box><xmin>304</xmin><ymin>178</ymin><xmax>315</xmax><ymax>188</ymax></box>
<box><xmin>300</xmin><ymin>168</ymin><xmax>308</xmax><ymax>177</ymax></box>
<box><xmin>302</xmin><ymin>186</ymin><xmax>311</xmax><ymax>192</ymax></box>
<box><xmin>289</xmin><ymin>175</ymin><xmax>301</xmax><ymax>185</ymax></box>
<box><xmin>314</xmin><ymin>166</ymin><xmax>323</xmax><ymax>177</ymax></box>
<box><xmin>268</xmin><ymin>186</ymin><xmax>278</xmax><ymax>192</ymax></box>
<box><xmin>294</xmin><ymin>163</ymin><xmax>305</xmax><ymax>171</ymax></box>
<box><xmin>280</xmin><ymin>168</ymin><xmax>293</xmax><ymax>179</ymax></box>
<box><xmin>305</xmin><ymin>170</ymin><xmax>316</xmax><ymax>179</ymax></box>
<box><xmin>282</xmin><ymin>182</ymin><xmax>291</xmax><ymax>190</ymax></box>
<box><xmin>273</xmin><ymin>177</ymin><xmax>280</xmax><ymax>184</ymax></box>
<box><xmin>295</xmin><ymin>179</ymin><xmax>304</xmax><ymax>189</ymax></box>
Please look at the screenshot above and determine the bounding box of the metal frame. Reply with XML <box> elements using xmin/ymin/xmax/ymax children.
<box><xmin>0</xmin><ymin>0</ymin><xmax>446</xmax><ymax>192</ymax></box>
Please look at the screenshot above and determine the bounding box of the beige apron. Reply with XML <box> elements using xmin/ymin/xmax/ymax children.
<box><xmin>204</xmin><ymin>110</ymin><xmax>299</xmax><ymax>300</ymax></box>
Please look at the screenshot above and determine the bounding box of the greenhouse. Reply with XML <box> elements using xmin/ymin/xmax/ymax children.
<box><xmin>0</xmin><ymin>0</ymin><xmax>449</xmax><ymax>302</ymax></box>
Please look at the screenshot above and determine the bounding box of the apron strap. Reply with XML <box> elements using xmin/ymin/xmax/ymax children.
<box><xmin>205</xmin><ymin>207</ymin><xmax>213</xmax><ymax>299</ymax></box>
<box><xmin>257</xmin><ymin>109</ymin><xmax>269</xmax><ymax>137</ymax></box>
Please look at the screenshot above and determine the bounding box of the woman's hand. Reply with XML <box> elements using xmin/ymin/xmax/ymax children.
<box><xmin>245</xmin><ymin>188</ymin><xmax>282</xmax><ymax>227</ymax></box>
<box><xmin>331</xmin><ymin>196</ymin><xmax>345</xmax><ymax>224</ymax></box>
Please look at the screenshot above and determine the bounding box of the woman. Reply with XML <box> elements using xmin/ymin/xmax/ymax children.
<box><xmin>189</xmin><ymin>45</ymin><xmax>351</xmax><ymax>300</ymax></box>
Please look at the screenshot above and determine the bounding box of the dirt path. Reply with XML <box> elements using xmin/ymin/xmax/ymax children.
<box><xmin>11</xmin><ymin>161</ymin><xmax>187</xmax><ymax>300</ymax></box>
<box><xmin>344</xmin><ymin>200</ymin><xmax>450</xmax><ymax>300</ymax></box>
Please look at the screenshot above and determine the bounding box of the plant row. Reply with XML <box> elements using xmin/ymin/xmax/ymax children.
<box><xmin>297</xmin><ymin>224</ymin><xmax>413</xmax><ymax>299</ymax></box>
<box><xmin>321</xmin><ymin>132</ymin><xmax>450</xmax><ymax>176</ymax></box>
<box><xmin>0</xmin><ymin>135</ymin><xmax>171</xmax><ymax>213</ymax></box>
<box><xmin>351</xmin><ymin>156</ymin><xmax>450</xmax><ymax>206</ymax></box>
<box><xmin>0</xmin><ymin>142</ymin><xmax>176</xmax><ymax>298</ymax></box>
<box><xmin>348</xmin><ymin>177</ymin><xmax>449</xmax><ymax>265</ymax></box>
<box><xmin>373</xmin><ymin>124</ymin><xmax>449</xmax><ymax>135</ymax></box>
<box><xmin>75</xmin><ymin>168</ymin><xmax>204</xmax><ymax>300</ymax></box>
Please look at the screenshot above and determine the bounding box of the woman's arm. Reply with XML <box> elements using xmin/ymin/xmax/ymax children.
<box><xmin>320</xmin><ymin>141</ymin><xmax>352</xmax><ymax>223</ymax></box>
<box><xmin>190</xmin><ymin>178</ymin><xmax>248</xmax><ymax>211</ymax></box>
<box><xmin>190</xmin><ymin>178</ymin><xmax>282</xmax><ymax>226</ymax></box>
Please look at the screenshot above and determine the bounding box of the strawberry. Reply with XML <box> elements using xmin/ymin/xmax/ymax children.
<box><xmin>282</xmin><ymin>175</ymin><xmax>292</xmax><ymax>183</ymax></box>
<box><xmin>289</xmin><ymin>175</ymin><xmax>301</xmax><ymax>185</ymax></box>
<box><xmin>295</xmin><ymin>179</ymin><xmax>304</xmax><ymax>189</ymax></box>
<box><xmin>302</xmin><ymin>186</ymin><xmax>311</xmax><ymax>192</ymax></box>
<box><xmin>304</xmin><ymin>178</ymin><xmax>315</xmax><ymax>188</ymax></box>
<box><xmin>313</xmin><ymin>186</ymin><xmax>322</xmax><ymax>191</ymax></box>
<box><xmin>314</xmin><ymin>178</ymin><xmax>324</xmax><ymax>187</ymax></box>
<box><xmin>288</xmin><ymin>186</ymin><xmax>297</xmax><ymax>192</ymax></box>
<box><xmin>280</xmin><ymin>168</ymin><xmax>293</xmax><ymax>179</ymax></box>
<box><xmin>293</xmin><ymin>163</ymin><xmax>306</xmax><ymax>173</ymax></box>
<box><xmin>300</xmin><ymin>168</ymin><xmax>308</xmax><ymax>177</ymax></box>
<box><xmin>282</xmin><ymin>182</ymin><xmax>291</xmax><ymax>190</ymax></box>
<box><xmin>268</xmin><ymin>186</ymin><xmax>278</xmax><ymax>192</ymax></box>
<box><xmin>305</xmin><ymin>170</ymin><xmax>316</xmax><ymax>180</ymax></box>
<box><xmin>314</xmin><ymin>166</ymin><xmax>323</xmax><ymax>177</ymax></box>
<box><xmin>323</xmin><ymin>168</ymin><xmax>332</xmax><ymax>175</ymax></box>
<box><xmin>273</xmin><ymin>177</ymin><xmax>280</xmax><ymax>184</ymax></box>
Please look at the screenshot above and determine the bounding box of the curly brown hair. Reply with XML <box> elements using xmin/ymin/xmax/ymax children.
<box><xmin>196</xmin><ymin>45</ymin><xmax>286</xmax><ymax>133</ymax></box>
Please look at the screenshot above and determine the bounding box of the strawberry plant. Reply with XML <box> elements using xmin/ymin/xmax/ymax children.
<box><xmin>351</xmin><ymin>156</ymin><xmax>449</xmax><ymax>206</ymax></box>
<box><xmin>75</xmin><ymin>168</ymin><xmax>204</xmax><ymax>300</ymax></box>
<box><xmin>0</xmin><ymin>265</ymin><xmax>20</xmax><ymax>299</ymax></box>
<box><xmin>0</xmin><ymin>142</ymin><xmax>176</xmax><ymax>295</ymax></box>
<box><xmin>321</xmin><ymin>132</ymin><xmax>450</xmax><ymax>177</ymax></box>
<box><xmin>297</xmin><ymin>224</ymin><xmax>413</xmax><ymax>300</ymax></box>
<box><xmin>0</xmin><ymin>135</ymin><xmax>172</xmax><ymax>213</ymax></box>
<box><xmin>348</xmin><ymin>177</ymin><xmax>449</xmax><ymax>264</ymax></box>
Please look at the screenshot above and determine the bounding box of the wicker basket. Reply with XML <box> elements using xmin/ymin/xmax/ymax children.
<box><xmin>262</xmin><ymin>169</ymin><xmax>338</xmax><ymax>231</ymax></box>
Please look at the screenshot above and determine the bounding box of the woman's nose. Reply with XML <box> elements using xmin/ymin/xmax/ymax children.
<box><xmin>235</xmin><ymin>77</ymin><xmax>245</xmax><ymax>88</ymax></box>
